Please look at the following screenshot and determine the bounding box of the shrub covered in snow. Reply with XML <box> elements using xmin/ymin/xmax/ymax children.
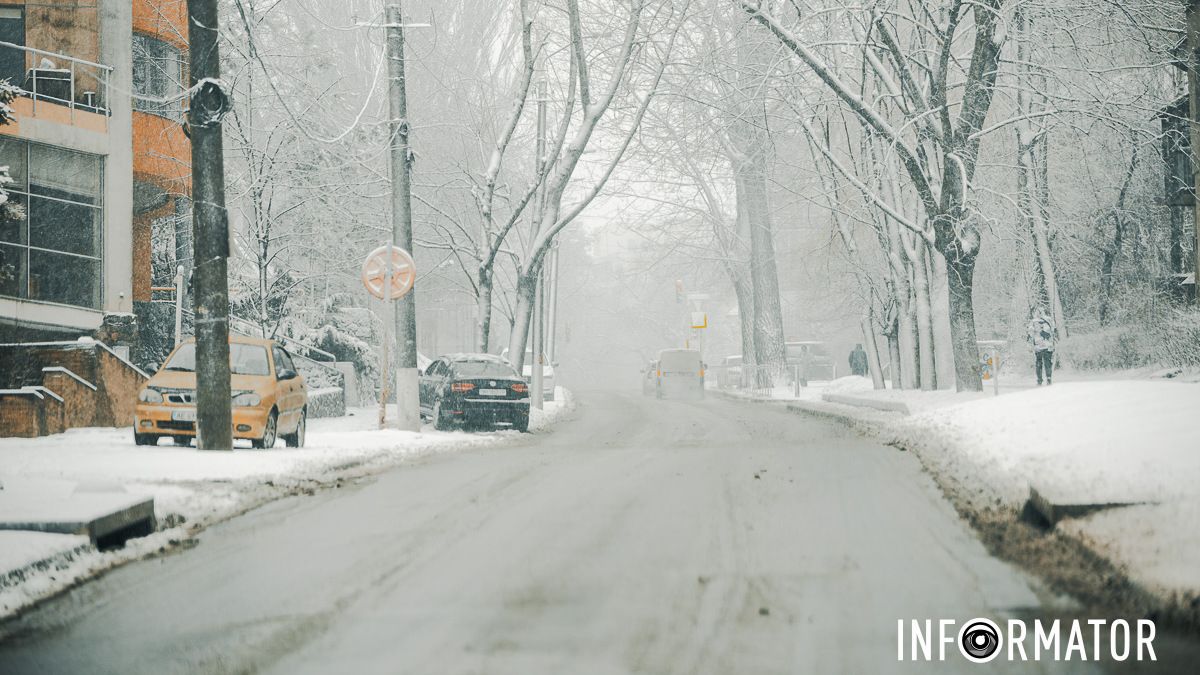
<box><xmin>1061</xmin><ymin>309</ymin><xmax>1200</xmax><ymax>370</ymax></box>
<box><xmin>307</xmin><ymin>387</ymin><xmax>346</xmax><ymax>418</ymax></box>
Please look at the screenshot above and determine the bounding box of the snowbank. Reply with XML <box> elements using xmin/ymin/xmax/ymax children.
<box><xmin>0</xmin><ymin>388</ymin><xmax>577</xmax><ymax>618</ymax></box>
<box><xmin>724</xmin><ymin>376</ymin><xmax>1200</xmax><ymax>607</ymax></box>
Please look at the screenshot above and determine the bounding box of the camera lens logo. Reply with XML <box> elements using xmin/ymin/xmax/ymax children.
<box><xmin>958</xmin><ymin>618</ymin><xmax>1002</xmax><ymax>663</ymax></box>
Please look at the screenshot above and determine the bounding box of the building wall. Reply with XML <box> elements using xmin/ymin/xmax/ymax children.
<box><xmin>100</xmin><ymin>0</ymin><xmax>133</xmax><ymax>316</ymax></box>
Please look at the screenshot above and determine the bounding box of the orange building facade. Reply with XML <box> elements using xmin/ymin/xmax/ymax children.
<box><xmin>0</xmin><ymin>1</ymin><xmax>190</xmax><ymax>364</ymax></box>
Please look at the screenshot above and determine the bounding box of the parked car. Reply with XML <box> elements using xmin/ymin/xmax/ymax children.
<box><xmin>641</xmin><ymin>360</ymin><xmax>658</xmax><ymax>396</ymax></box>
<box><xmin>500</xmin><ymin>348</ymin><xmax>555</xmax><ymax>401</ymax></box>
<box><xmin>420</xmin><ymin>353</ymin><xmax>530</xmax><ymax>432</ymax></box>
<box><xmin>717</xmin><ymin>355</ymin><xmax>743</xmax><ymax>388</ymax></box>
<box><xmin>785</xmin><ymin>341</ymin><xmax>835</xmax><ymax>381</ymax></box>
<box><xmin>655</xmin><ymin>348</ymin><xmax>705</xmax><ymax>399</ymax></box>
<box><xmin>134</xmin><ymin>336</ymin><xmax>308</xmax><ymax>448</ymax></box>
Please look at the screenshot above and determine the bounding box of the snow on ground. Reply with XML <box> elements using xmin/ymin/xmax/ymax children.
<box><xmin>890</xmin><ymin>381</ymin><xmax>1200</xmax><ymax>597</ymax></box>
<box><xmin>0</xmin><ymin>387</ymin><xmax>576</xmax><ymax>618</ymax></box>
<box><xmin>723</xmin><ymin>374</ymin><xmax>1200</xmax><ymax>603</ymax></box>
<box><xmin>0</xmin><ymin>532</ymin><xmax>90</xmax><ymax>583</ymax></box>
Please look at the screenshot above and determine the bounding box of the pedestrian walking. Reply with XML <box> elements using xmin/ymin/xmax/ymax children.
<box><xmin>848</xmin><ymin>343</ymin><xmax>869</xmax><ymax>377</ymax></box>
<box><xmin>1026</xmin><ymin>307</ymin><xmax>1056</xmax><ymax>386</ymax></box>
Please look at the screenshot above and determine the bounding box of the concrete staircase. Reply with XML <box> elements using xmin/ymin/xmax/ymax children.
<box><xmin>0</xmin><ymin>340</ymin><xmax>149</xmax><ymax>438</ymax></box>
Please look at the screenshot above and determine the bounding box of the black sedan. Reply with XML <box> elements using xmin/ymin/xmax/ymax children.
<box><xmin>419</xmin><ymin>354</ymin><xmax>531</xmax><ymax>432</ymax></box>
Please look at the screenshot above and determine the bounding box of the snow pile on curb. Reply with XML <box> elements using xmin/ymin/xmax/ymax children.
<box><xmin>890</xmin><ymin>381</ymin><xmax>1200</xmax><ymax>597</ymax></box>
<box><xmin>0</xmin><ymin>388</ymin><xmax>577</xmax><ymax>619</ymax></box>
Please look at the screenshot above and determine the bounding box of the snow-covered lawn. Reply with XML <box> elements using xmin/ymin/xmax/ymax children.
<box><xmin>0</xmin><ymin>388</ymin><xmax>575</xmax><ymax>618</ymax></box>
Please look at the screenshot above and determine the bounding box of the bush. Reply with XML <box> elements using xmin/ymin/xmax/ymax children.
<box><xmin>307</xmin><ymin>387</ymin><xmax>345</xmax><ymax>419</ymax></box>
<box><xmin>1060</xmin><ymin>309</ymin><xmax>1200</xmax><ymax>370</ymax></box>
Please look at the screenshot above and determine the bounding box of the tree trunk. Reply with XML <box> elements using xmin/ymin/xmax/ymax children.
<box><xmin>945</xmin><ymin>249</ymin><xmax>982</xmax><ymax>391</ymax></box>
<box><xmin>507</xmin><ymin>267</ymin><xmax>539</xmax><ymax>372</ymax></box>
<box><xmin>731</xmin><ymin>266</ymin><xmax>756</xmax><ymax>365</ymax></box>
<box><xmin>886</xmin><ymin>320</ymin><xmax>902</xmax><ymax>391</ymax></box>
<box><xmin>929</xmin><ymin>250</ymin><xmax>955</xmax><ymax>389</ymax></box>
<box><xmin>475</xmin><ymin>267</ymin><xmax>494</xmax><ymax>352</ymax></box>
<box><xmin>862</xmin><ymin>314</ymin><xmax>885</xmax><ymax>390</ymax></box>
<box><xmin>741</xmin><ymin>164</ymin><xmax>786</xmax><ymax>376</ymax></box>
<box><xmin>910</xmin><ymin>242</ymin><xmax>935</xmax><ymax>391</ymax></box>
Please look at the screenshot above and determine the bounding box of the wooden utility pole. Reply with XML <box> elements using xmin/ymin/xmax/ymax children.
<box><xmin>1190</xmin><ymin>1</ymin><xmax>1200</xmax><ymax>302</ymax></box>
<box><xmin>386</xmin><ymin>3</ymin><xmax>420</xmax><ymax>430</ymax></box>
<box><xmin>187</xmin><ymin>0</ymin><xmax>233</xmax><ymax>449</ymax></box>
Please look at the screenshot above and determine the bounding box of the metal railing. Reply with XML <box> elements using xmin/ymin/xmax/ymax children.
<box><xmin>0</xmin><ymin>40</ymin><xmax>111</xmax><ymax>126</ymax></box>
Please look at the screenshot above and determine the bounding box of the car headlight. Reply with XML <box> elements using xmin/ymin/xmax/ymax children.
<box><xmin>138</xmin><ymin>388</ymin><xmax>164</xmax><ymax>403</ymax></box>
<box><xmin>232</xmin><ymin>391</ymin><xmax>262</xmax><ymax>407</ymax></box>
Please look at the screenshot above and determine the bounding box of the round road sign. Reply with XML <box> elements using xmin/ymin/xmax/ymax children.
<box><xmin>361</xmin><ymin>244</ymin><xmax>416</xmax><ymax>300</ymax></box>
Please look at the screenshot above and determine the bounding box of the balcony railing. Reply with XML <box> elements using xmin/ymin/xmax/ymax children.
<box><xmin>0</xmin><ymin>40</ymin><xmax>112</xmax><ymax>126</ymax></box>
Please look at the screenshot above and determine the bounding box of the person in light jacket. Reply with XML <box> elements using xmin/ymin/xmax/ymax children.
<box><xmin>1026</xmin><ymin>307</ymin><xmax>1056</xmax><ymax>386</ymax></box>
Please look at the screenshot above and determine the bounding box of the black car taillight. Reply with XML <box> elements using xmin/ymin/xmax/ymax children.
<box><xmin>450</xmin><ymin>382</ymin><xmax>475</xmax><ymax>393</ymax></box>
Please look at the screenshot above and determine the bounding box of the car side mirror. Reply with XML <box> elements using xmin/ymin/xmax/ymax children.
<box><xmin>278</xmin><ymin>369</ymin><xmax>297</xmax><ymax>381</ymax></box>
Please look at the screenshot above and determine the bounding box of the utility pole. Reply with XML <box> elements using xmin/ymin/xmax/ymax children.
<box><xmin>530</xmin><ymin>80</ymin><xmax>547</xmax><ymax>410</ymax></box>
<box><xmin>1189</xmin><ymin>1</ymin><xmax>1200</xmax><ymax>303</ymax></box>
<box><xmin>545</xmin><ymin>242</ymin><xmax>560</xmax><ymax>364</ymax></box>
<box><xmin>386</xmin><ymin>3</ymin><xmax>421</xmax><ymax>430</ymax></box>
<box><xmin>187</xmin><ymin>0</ymin><xmax>233</xmax><ymax>450</ymax></box>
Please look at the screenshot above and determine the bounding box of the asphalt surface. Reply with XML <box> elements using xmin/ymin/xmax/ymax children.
<box><xmin>0</xmin><ymin>391</ymin><xmax>1190</xmax><ymax>673</ymax></box>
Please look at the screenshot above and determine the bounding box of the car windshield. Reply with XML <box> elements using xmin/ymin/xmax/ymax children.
<box><xmin>163</xmin><ymin>343</ymin><xmax>272</xmax><ymax>376</ymax></box>
<box><xmin>453</xmin><ymin>361</ymin><xmax>518</xmax><ymax>379</ymax></box>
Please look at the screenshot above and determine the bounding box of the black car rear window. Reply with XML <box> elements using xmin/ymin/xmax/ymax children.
<box><xmin>452</xmin><ymin>361</ymin><xmax>518</xmax><ymax>378</ymax></box>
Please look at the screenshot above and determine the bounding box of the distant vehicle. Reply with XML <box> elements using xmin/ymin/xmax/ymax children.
<box><xmin>134</xmin><ymin>336</ymin><xmax>308</xmax><ymax>448</ymax></box>
<box><xmin>641</xmin><ymin>360</ymin><xmax>658</xmax><ymax>396</ymax></box>
<box><xmin>655</xmin><ymin>348</ymin><xmax>705</xmax><ymax>399</ymax></box>
<box><xmin>718</xmin><ymin>355</ymin><xmax>743</xmax><ymax>388</ymax></box>
<box><xmin>420</xmin><ymin>353</ymin><xmax>530</xmax><ymax>432</ymax></box>
<box><xmin>500</xmin><ymin>348</ymin><xmax>555</xmax><ymax>401</ymax></box>
<box><xmin>785</xmin><ymin>341</ymin><xmax>836</xmax><ymax>381</ymax></box>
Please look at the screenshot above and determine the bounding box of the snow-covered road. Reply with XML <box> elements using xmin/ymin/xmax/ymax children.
<box><xmin>0</xmin><ymin>391</ymin><xmax>1189</xmax><ymax>673</ymax></box>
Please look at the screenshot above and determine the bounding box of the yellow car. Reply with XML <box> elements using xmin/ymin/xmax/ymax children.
<box><xmin>134</xmin><ymin>336</ymin><xmax>308</xmax><ymax>448</ymax></box>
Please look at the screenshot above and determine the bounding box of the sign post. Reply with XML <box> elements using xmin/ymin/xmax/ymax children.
<box><xmin>363</xmin><ymin>244</ymin><xmax>417</xmax><ymax>426</ymax></box>
<box><xmin>978</xmin><ymin>340</ymin><xmax>1004</xmax><ymax>397</ymax></box>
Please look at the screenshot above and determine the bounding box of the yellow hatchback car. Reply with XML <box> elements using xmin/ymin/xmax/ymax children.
<box><xmin>134</xmin><ymin>336</ymin><xmax>308</xmax><ymax>448</ymax></box>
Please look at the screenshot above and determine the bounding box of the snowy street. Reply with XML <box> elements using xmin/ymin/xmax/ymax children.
<box><xmin>2</xmin><ymin>391</ymin><xmax>1195</xmax><ymax>673</ymax></box>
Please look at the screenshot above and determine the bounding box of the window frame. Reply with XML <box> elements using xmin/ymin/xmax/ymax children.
<box><xmin>0</xmin><ymin>137</ymin><xmax>105</xmax><ymax>309</ymax></box>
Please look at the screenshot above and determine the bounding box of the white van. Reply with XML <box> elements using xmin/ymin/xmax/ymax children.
<box><xmin>655</xmin><ymin>348</ymin><xmax>704</xmax><ymax>399</ymax></box>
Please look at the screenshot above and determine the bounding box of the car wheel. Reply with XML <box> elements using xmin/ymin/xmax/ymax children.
<box><xmin>253</xmin><ymin>409</ymin><xmax>278</xmax><ymax>449</ymax></box>
<box><xmin>134</xmin><ymin>432</ymin><xmax>158</xmax><ymax>446</ymax></box>
<box><xmin>284</xmin><ymin>409</ymin><xmax>306</xmax><ymax>448</ymax></box>
<box><xmin>513</xmin><ymin>417</ymin><xmax>529</xmax><ymax>433</ymax></box>
<box><xmin>172</xmin><ymin>435</ymin><xmax>191</xmax><ymax>446</ymax></box>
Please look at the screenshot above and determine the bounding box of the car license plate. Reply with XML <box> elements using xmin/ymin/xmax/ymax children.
<box><xmin>172</xmin><ymin>409</ymin><xmax>197</xmax><ymax>422</ymax></box>
<box><xmin>480</xmin><ymin>389</ymin><xmax>506</xmax><ymax>397</ymax></box>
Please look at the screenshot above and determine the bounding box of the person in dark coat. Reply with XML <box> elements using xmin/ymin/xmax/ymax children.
<box><xmin>848</xmin><ymin>343</ymin><xmax>869</xmax><ymax>377</ymax></box>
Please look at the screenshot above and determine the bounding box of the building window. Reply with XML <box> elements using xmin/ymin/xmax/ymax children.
<box><xmin>0</xmin><ymin>137</ymin><xmax>103</xmax><ymax>309</ymax></box>
<box><xmin>133</xmin><ymin>34</ymin><xmax>184</xmax><ymax>123</ymax></box>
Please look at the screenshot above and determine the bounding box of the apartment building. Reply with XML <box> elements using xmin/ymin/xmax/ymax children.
<box><xmin>0</xmin><ymin>1</ymin><xmax>190</xmax><ymax>436</ymax></box>
<box><xmin>0</xmin><ymin>0</ymin><xmax>188</xmax><ymax>345</ymax></box>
